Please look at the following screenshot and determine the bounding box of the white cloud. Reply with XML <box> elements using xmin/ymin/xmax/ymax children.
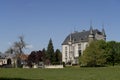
<box><xmin>26</xmin><ymin>45</ymin><xmax>33</xmax><ymax>49</ymax></box>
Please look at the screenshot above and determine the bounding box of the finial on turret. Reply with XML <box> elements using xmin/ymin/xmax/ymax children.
<box><xmin>69</xmin><ymin>33</ymin><xmax>72</xmax><ymax>42</ymax></box>
<box><xmin>90</xmin><ymin>20</ymin><xmax>93</xmax><ymax>35</ymax></box>
<box><xmin>102</xmin><ymin>24</ymin><xmax>106</xmax><ymax>37</ymax></box>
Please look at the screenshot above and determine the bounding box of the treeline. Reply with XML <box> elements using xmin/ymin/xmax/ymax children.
<box><xmin>4</xmin><ymin>36</ymin><xmax>62</xmax><ymax>67</ymax></box>
<box><xmin>80</xmin><ymin>40</ymin><xmax>120</xmax><ymax>67</ymax></box>
<box><xmin>28</xmin><ymin>39</ymin><xmax>62</xmax><ymax>66</ymax></box>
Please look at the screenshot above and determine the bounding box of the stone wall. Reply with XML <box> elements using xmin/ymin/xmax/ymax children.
<box><xmin>45</xmin><ymin>65</ymin><xmax>63</xmax><ymax>69</ymax></box>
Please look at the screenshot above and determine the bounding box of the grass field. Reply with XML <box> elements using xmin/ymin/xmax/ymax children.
<box><xmin>0</xmin><ymin>66</ymin><xmax>120</xmax><ymax>80</ymax></box>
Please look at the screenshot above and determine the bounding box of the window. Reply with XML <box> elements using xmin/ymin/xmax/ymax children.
<box><xmin>65</xmin><ymin>47</ymin><xmax>67</xmax><ymax>51</ymax></box>
<box><xmin>65</xmin><ymin>47</ymin><xmax>67</xmax><ymax>60</ymax></box>
<box><xmin>4</xmin><ymin>60</ymin><xmax>6</xmax><ymax>64</ymax></box>
<box><xmin>65</xmin><ymin>47</ymin><xmax>67</xmax><ymax>57</ymax></box>
<box><xmin>78</xmin><ymin>44</ymin><xmax>81</xmax><ymax>50</ymax></box>
<box><xmin>78</xmin><ymin>50</ymin><xmax>81</xmax><ymax>57</ymax></box>
<box><xmin>65</xmin><ymin>58</ymin><xmax>67</xmax><ymax>63</ymax></box>
<box><xmin>78</xmin><ymin>44</ymin><xmax>81</xmax><ymax>57</ymax></box>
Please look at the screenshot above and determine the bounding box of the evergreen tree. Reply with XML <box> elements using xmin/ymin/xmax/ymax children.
<box><xmin>46</xmin><ymin>39</ymin><xmax>55</xmax><ymax>64</ymax></box>
<box><xmin>55</xmin><ymin>49</ymin><xmax>62</xmax><ymax>64</ymax></box>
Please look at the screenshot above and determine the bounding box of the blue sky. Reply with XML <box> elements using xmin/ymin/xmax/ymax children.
<box><xmin>0</xmin><ymin>0</ymin><xmax>120</xmax><ymax>53</ymax></box>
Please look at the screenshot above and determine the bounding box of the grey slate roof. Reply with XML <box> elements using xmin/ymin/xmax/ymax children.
<box><xmin>0</xmin><ymin>53</ymin><xmax>6</xmax><ymax>59</ymax></box>
<box><xmin>0</xmin><ymin>53</ymin><xmax>15</xmax><ymax>59</ymax></box>
<box><xmin>62</xmin><ymin>29</ymin><xmax>103</xmax><ymax>45</ymax></box>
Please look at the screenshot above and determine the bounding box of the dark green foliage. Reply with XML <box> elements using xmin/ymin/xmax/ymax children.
<box><xmin>106</xmin><ymin>41</ymin><xmax>120</xmax><ymax>66</ymax></box>
<box><xmin>28</xmin><ymin>39</ymin><xmax>62</xmax><ymax>65</ymax></box>
<box><xmin>80</xmin><ymin>40</ymin><xmax>107</xmax><ymax>67</ymax></box>
<box><xmin>55</xmin><ymin>49</ymin><xmax>62</xmax><ymax>64</ymax></box>
<box><xmin>80</xmin><ymin>40</ymin><xmax>120</xmax><ymax>67</ymax></box>
<box><xmin>46</xmin><ymin>39</ymin><xmax>55</xmax><ymax>64</ymax></box>
<box><xmin>45</xmin><ymin>39</ymin><xmax>62</xmax><ymax>65</ymax></box>
<box><xmin>62</xmin><ymin>62</ymin><xmax>66</xmax><ymax>67</ymax></box>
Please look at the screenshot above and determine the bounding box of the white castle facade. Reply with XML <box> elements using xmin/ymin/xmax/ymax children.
<box><xmin>62</xmin><ymin>26</ymin><xmax>106</xmax><ymax>65</ymax></box>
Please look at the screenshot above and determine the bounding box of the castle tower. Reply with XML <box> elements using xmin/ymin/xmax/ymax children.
<box><xmin>102</xmin><ymin>25</ymin><xmax>106</xmax><ymax>40</ymax></box>
<box><xmin>68</xmin><ymin>33</ymin><xmax>74</xmax><ymax>64</ymax></box>
<box><xmin>89</xmin><ymin>25</ymin><xmax>94</xmax><ymax>43</ymax></box>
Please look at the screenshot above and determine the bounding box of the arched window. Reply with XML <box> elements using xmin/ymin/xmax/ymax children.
<box><xmin>7</xmin><ymin>59</ymin><xmax>11</xmax><ymax>65</ymax></box>
<box><xmin>78</xmin><ymin>44</ymin><xmax>81</xmax><ymax>57</ymax></box>
<box><xmin>78</xmin><ymin>50</ymin><xmax>81</xmax><ymax>57</ymax></box>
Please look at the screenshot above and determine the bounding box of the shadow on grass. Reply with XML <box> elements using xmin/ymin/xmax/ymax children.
<box><xmin>0</xmin><ymin>78</ymin><xmax>44</xmax><ymax>80</ymax></box>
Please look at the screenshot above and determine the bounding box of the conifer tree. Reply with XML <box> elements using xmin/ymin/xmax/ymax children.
<box><xmin>46</xmin><ymin>39</ymin><xmax>55</xmax><ymax>64</ymax></box>
<box><xmin>55</xmin><ymin>49</ymin><xmax>62</xmax><ymax>64</ymax></box>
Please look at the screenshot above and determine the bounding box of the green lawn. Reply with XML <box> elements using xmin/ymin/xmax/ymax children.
<box><xmin>0</xmin><ymin>66</ymin><xmax>120</xmax><ymax>80</ymax></box>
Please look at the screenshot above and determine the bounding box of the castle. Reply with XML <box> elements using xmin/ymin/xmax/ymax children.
<box><xmin>62</xmin><ymin>26</ymin><xmax>106</xmax><ymax>65</ymax></box>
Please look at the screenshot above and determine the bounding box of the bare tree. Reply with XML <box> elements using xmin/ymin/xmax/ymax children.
<box><xmin>13</xmin><ymin>36</ymin><xmax>26</xmax><ymax>54</ymax></box>
<box><xmin>5</xmin><ymin>47</ymin><xmax>14</xmax><ymax>54</ymax></box>
<box><xmin>5</xmin><ymin>35</ymin><xmax>27</xmax><ymax>68</ymax></box>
